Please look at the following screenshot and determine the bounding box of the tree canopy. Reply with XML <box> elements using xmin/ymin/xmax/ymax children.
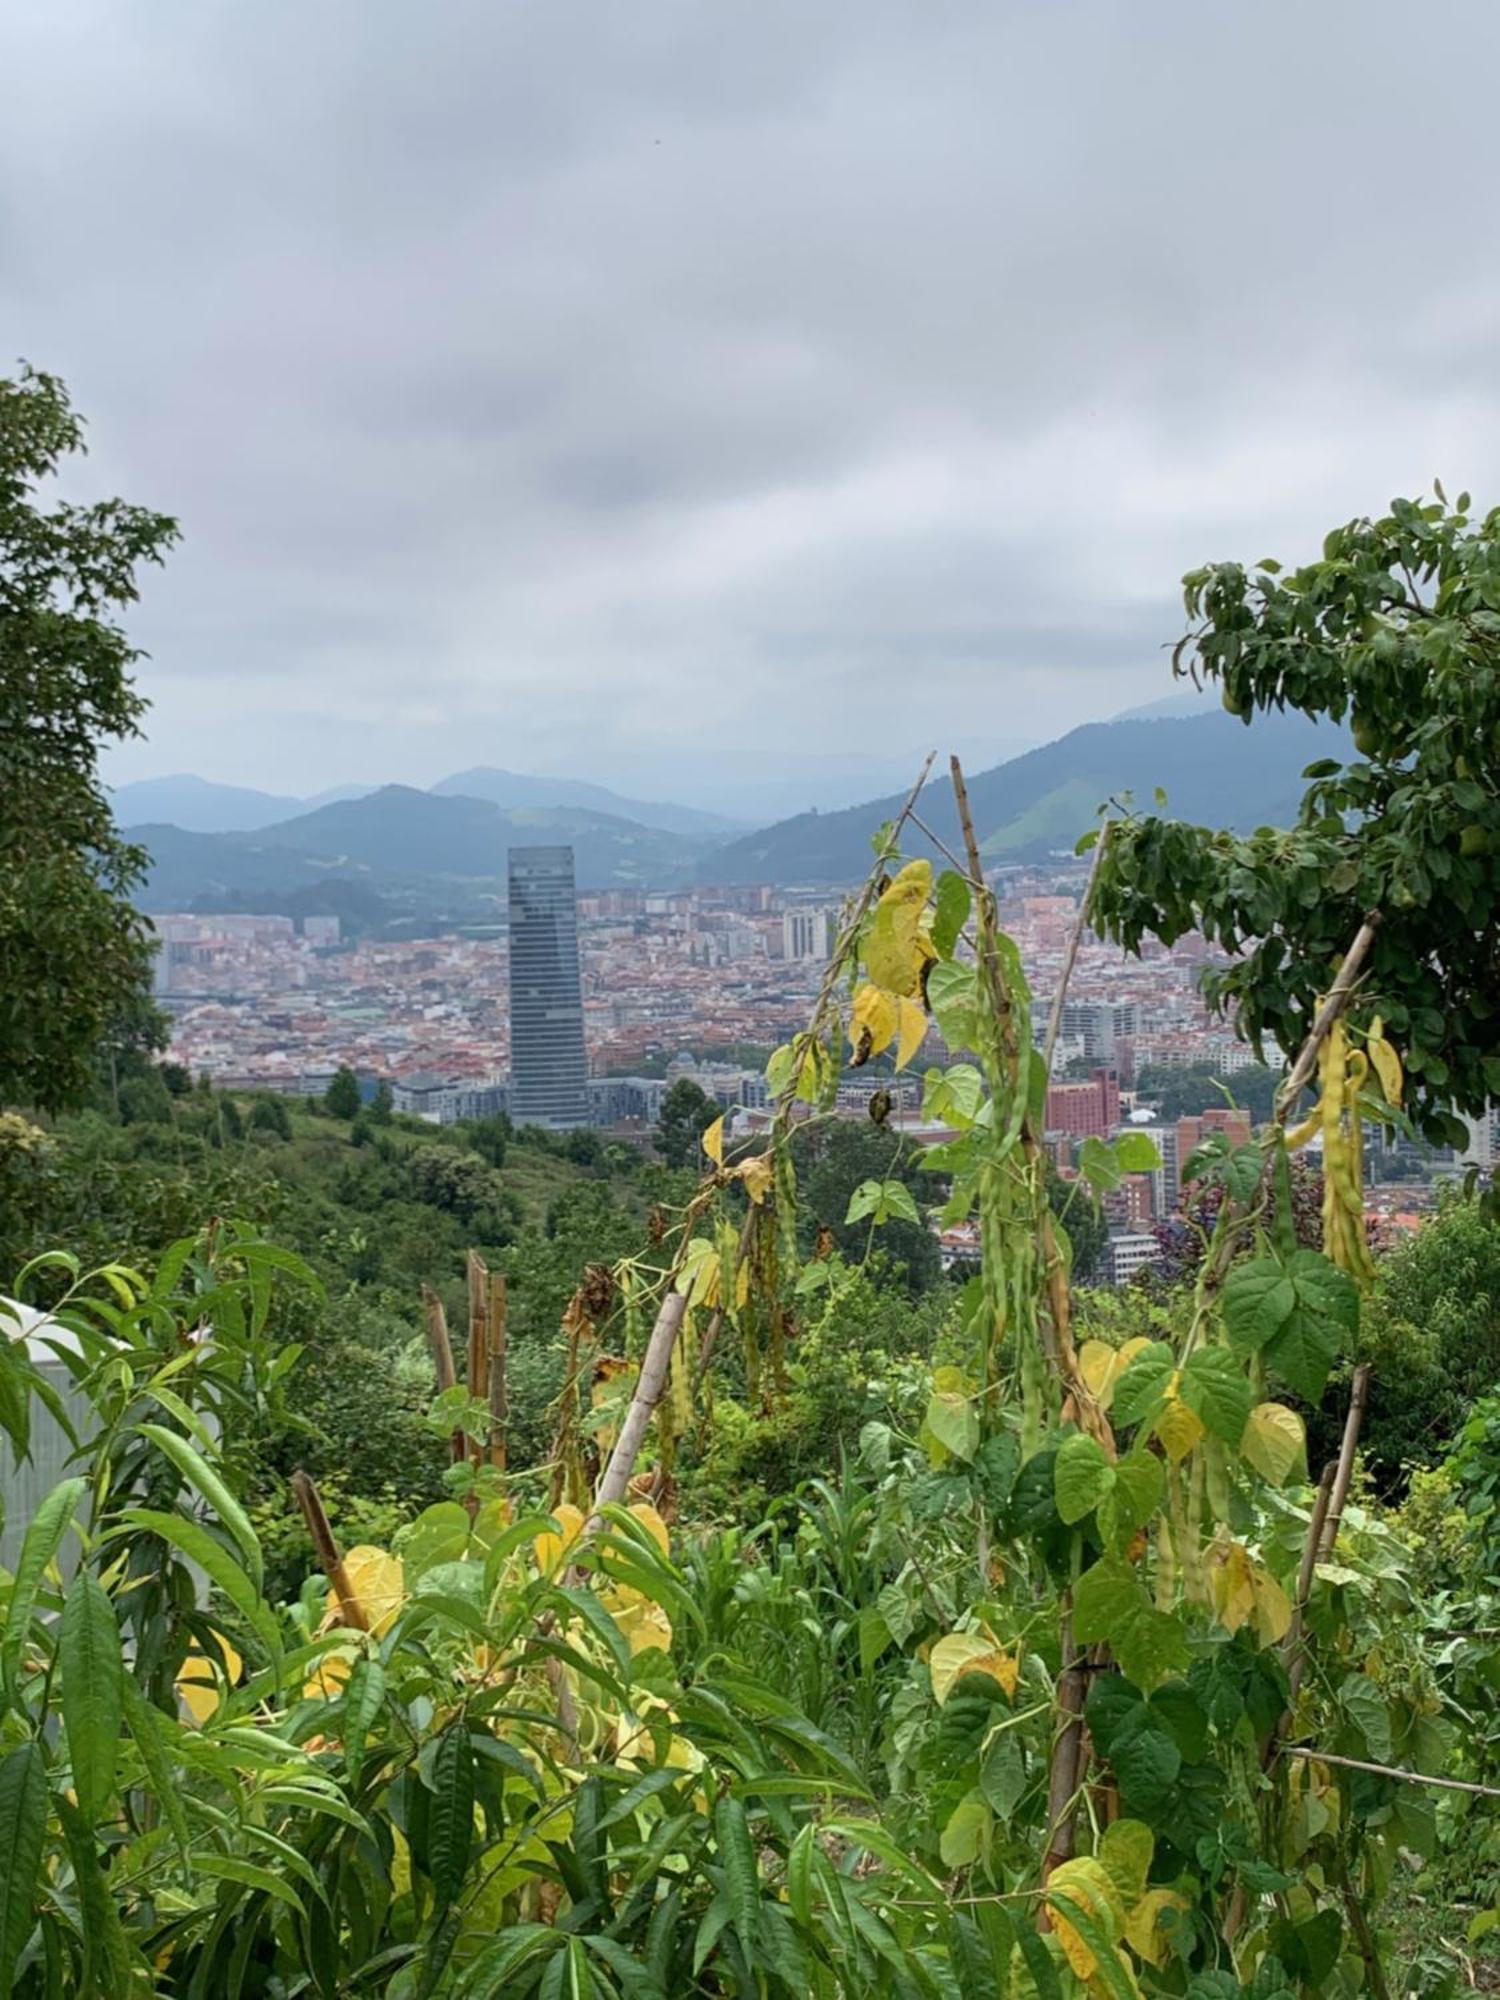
<box><xmin>0</xmin><ymin>367</ymin><xmax>178</xmax><ymax>1112</ymax></box>
<box><xmin>1094</xmin><ymin>490</ymin><xmax>1500</xmax><ymax>1147</ymax></box>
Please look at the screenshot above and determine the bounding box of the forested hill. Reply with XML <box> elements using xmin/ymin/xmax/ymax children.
<box><xmin>704</xmin><ymin>707</ymin><xmax>1342</xmax><ymax>885</ymax></box>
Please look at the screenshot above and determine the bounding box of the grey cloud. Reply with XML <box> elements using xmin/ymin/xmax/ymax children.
<box><xmin>4</xmin><ymin>1</ymin><xmax>1500</xmax><ymax>814</ymax></box>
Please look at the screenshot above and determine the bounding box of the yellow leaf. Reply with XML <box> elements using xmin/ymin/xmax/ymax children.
<box><xmin>603</xmin><ymin>1584</ymin><xmax>673</xmax><ymax>1655</ymax></box>
<box><xmin>1078</xmin><ymin>1337</ymin><xmax>1152</xmax><ymax>1412</ymax></box>
<box><xmin>1045</xmin><ymin>1856</ymin><xmax>1124</xmax><ymax>1980</ymax></box>
<box><xmin>865</xmin><ymin>860</ymin><xmax>934</xmax><ymax>996</ymax></box>
<box><xmin>1123</xmin><ymin>1887</ymin><xmax>1191</xmax><ymax>1969</ymax></box>
<box><xmin>176</xmin><ymin>1638</ymin><xmax>243</xmax><ymax>1726</ymax></box>
<box><xmin>735</xmin><ymin>1154</ymin><xmax>774</xmax><ymax>1205</ymax></box>
<box><xmin>627</xmin><ymin>1502</ymin><xmax>671</xmax><ymax>1556</ymax></box>
<box><xmin>535</xmin><ymin>1503</ymin><xmax>587</xmax><ymax>1578</ymax></box>
<box><xmin>930</xmin><ymin>1631</ymin><xmax>1020</xmax><ymax>1705</ymax></box>
<box><xmin>1155</xmin><ymin>1385</ymin><xmax>1205</xmax><ymax>1464</ymax></box>
<box><xmin>701</xmin><ymin>1116</ymin><xmax>725</xmax><ymax>1166</ymax></box>
<box><xmin>678</xmin><ymin>1237</ymin><xmax>721</xmax><ymax>1309</ymax></box>
<box><xmin>332</xmin><ymin>1547</ymin><xmax>404</xmax><ymax>1638</ymax></box>
<box><xmin>1098</xmin><ymin>1818</ymin><xmax>1154</xmax><ymax>1906</ymax></box>
<box><xmin>1240</xmin><ymin>1402</ymin><xmax>1305</xmax><ymax>1486</ymax></box>
<box><xmin>895</xmin><ymin>996</ymin><xmax>929</xmax><ymax>1072</ymax></box>
<box><xmin>850</xmin><ymin>982</ymin><xmax>899</xmax><ymax>1058</ymax></box>
<box><xmin>303</xmin><ymin>1643</ymin><xmax>357</xmax><ymax>1700</ymax></box>
<box><xmin>1367</xmin><ymin>1020</ymin><xmax>1403</xmax><ymax>1108</ymax></box>
<box><xmin>1208</xmin><ymin>1539</ymin><xmax>1256</xmax><ymax>1636</ymax></box>
<box><xmin>1207</xmin><ymin>1538</ymin><xmax>1290</xmax><ymax>1644</ymax></box>
<box><xmin>1250</xmin><ymin>1566</ymin><xmax>1293</xmax><ymax>1646</ymax></box>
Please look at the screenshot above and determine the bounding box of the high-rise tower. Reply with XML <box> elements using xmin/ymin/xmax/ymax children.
<box><xmin>507</xmin><ymin>845</ymin><xmax>590</xmax><ymax>1129</ymax></box>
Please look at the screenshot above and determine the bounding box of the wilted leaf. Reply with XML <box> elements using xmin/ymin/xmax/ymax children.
<box><xmin>1240</xmin><ymin>1402</ymin><xmax>1305</xmax><ymax>1486</ymax></box>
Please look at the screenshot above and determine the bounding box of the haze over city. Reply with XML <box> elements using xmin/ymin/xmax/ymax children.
<box><xmin>8</xmin><ymin>3</ymin><xmax>1500</xmax><ymax>816</ymax></box>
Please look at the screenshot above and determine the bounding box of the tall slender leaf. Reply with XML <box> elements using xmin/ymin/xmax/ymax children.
<box><xmin>134</xmin><ymin>1423</ymin><xmax>263</xmax><ymax>1589</ymax></box>
<box><xmin>121</xmin><ymin>1677</ymin><xmax>191</xmax><ymax>1861</ymax></box>
<box><xmin>713</xmin><ymin>1793</ymin><xmax>759</xmax><ymax>1962</ymax></box>
<box><xmin>0</xmin><ymin>1742</ymin><xmax>47</xmax><ymax>1996</ymax></box>
<box><xmin>116</xmin><ymin>1507</ymin><xmax>280</xmax><ymax>1665</ymax></box>
<box><xmin>1</xmin><ymin>1476</ymin><xmax>86</xmax><ymax>1693</ymax></box>
<box><xmin>426</xmin><ymin>1725</ymin><xmax>474</xmax><ymax>1908</ymax></box>
<box><xmin>60</xmin><ymin>1572</ymin><xmax>124</xmax><ymax>1825</ymax></box>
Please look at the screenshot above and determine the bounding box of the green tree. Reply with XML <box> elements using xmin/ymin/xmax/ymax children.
<box><xmin>791</xmin><ymin>1117</ymin><xmax>940</xmax><ymax>1293</ymax></box>
<box><xmin>323</xmin><ymin>1064</ymin><xmax>361</xmax><ymax>1119</ymax></box>
<box><xmin>248</xmin><ymin>1093</ymin><xmax>292</xmax><ymax>1140</ymax></box>
<box><xmin>0</xmin><ymin>367</ymin><xmax>178</xmax><ymax>1112</ymax></box>
<box><xmin>1353</xmin><ymin>1194</ymin><xmax>1500</xmax><ymax>1483</ymax></box>
<box><xmin>654</xmin><ymin>1076</ymin><xmax>717</xmax><ymax>1168</ymax></box>
<box><xmin>369</xmin><ymin>1078</ymin><xmax>394</xmax><ymax>1123</ymax></box>
<box><xmin>1094</xmin><ymin>490</ymin><xmax>1500</xmax><ymax>1146</ymax></box>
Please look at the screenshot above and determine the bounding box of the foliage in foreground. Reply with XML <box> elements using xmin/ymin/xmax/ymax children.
<box><xmin>2</xmin><ymin>781</ymin><xmax>1497</xmax><ymax>1998</ymax></box>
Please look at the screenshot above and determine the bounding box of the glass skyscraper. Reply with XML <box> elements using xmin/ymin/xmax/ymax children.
<box><xmin>507</xmin><ymin>845</ymin><xmax>590</xmax><ymax>1129</ymax></box>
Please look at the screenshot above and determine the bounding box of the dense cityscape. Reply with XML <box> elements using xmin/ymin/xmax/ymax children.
<box><xmin>150</xmin><ymin>840</ymin><xmax>1491</xmax><ymax>1286</ymax></box>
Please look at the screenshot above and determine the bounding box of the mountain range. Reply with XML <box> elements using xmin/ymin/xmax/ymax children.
<box><xmin>703</xmin><ymin>707</ymin><xmax>1341</xmax><ymax>886</ymax></box>
<box><xmin>112</xmin><ymin>768</ymin><xmax>743</xmax><ymax>840</ymax></box>
<box><xmin>121</xmin><ymin>707</ymin><xmax>1344</xmax><ymax>926</ymax></box>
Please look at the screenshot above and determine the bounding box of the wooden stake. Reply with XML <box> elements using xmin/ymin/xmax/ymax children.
<box><xmin>487</xmin><ymin>1270</ymin><xmax>509</xmax><ymax>1473</ymax></box>
<box><xmin>591</xmin><ymin>1290</ymin><xmax>688</xmax><ymax>1518</ymax></box>
<box><xmin>466</xmin><ymin>1250</ymin><xmax>489</xmax><ymax>1410</ymax></box>
<box><xmin>291</xmin><ymin>1470</ymin><xmax>368</xmax><ymax>1631</ymax></box>
<box><xmin>422</xmin><ymin>1284</ymin><xmax>466</xmax><ymax>1463</ymax></box>
<box><xmin>1317</xmin><ymin>1361</ymin><xmax>1371</xmax><ymax>1562</ymax></box>
<box><xmin>1274</xmin><ymin>915</ymin><xmax>1382</xmax><ymax>1123</ymax></box>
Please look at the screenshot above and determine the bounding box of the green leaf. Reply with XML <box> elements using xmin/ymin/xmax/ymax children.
<box><xmin>787</xmin><ymin>1823</ymin><xmax>815</xmax><ymax>1929</ymax></box>
<box><xmin>1078</xmin><ymin>1136</ymin><xmax>1125</xmax><ymax>1193</ymax></box>
<box><xmin>923</xmin><ymin>1063</ymin><xmax>986</xmax><ymax>1129</ymax></box>
<box><xmin>926</xmin><ymin>959</ymin><xmax>982</xmax><ymax>1052</ymax></box>
<box><xmin>121</xmin><ymin>1677</ymin><xmax>191</xmax><ymax>1861</ymax></box>
<box><xmin>714</xmin><ymin>1793</ymin><xmax>760</xmax><ymax>1961</ymax></box>
<box><xmin>116</xmin><ymin>1508</ymin><xmax>281</xmax><ymax>1669</ymax></box>
<box><xmin>1222</xmin><ymin>1144</ymin><xmax>1265</xmax><ymax>1207</ymax></box>
<box><xmin>1012</xmin><ymin>1922</ymin><xmax>1065</xmax><ymax>2000</ymax></box>
<box><xmin>845</xmin><ymin>1177</ymin><xmax>920</xmax><ymax>1226</ymax></box>
<box><xmin>59</xmin><ymin>1573</ymin><xmax>123</xmax><ymax>1826</ymax></box>
<box><xmin>340</xmin><ymin>1654</ymin><xmax>385</xmax><ymax>1773</ymax></box>
<box><xmin>1</xmin><ymin>1475</ymin><xmax>86</xmax><ymax>1691</ymax></box>
<box><xmin>1114</xmin><ymin>1131</ymin><xmax>1162</xmax><ymax>1173</ymax></box>
<box><xmin>1286</xmin><ymin>1248</ymin><xmax>1360</xmax><ymax>1334</ymax></box>
<box><xmin>1105</xmin><ymin>1707</ymin><xmax>1182</xmax><ymax>1819</ymax></box>
<box><xmin>1097</xmin><ymin>1450</ymin><xmax>1164</xmax><ymax>1546</ymax></box>
<box><xmin>939</xmin><ymin>1793</ymin><xmax>990</xmax><ymax>1868</ymax></box>
<box><xmin>0</xmin><ymin>1743</ymin><xmax>47</xmax><ymax>1999</ymax></box>
<box><xmin>57</xmin><ymin>1791</ymin><xmax>131</xmax><ymax>1997</ymax></box>
<box><xmin>979</xmin><ymin>1729</ymin><xmax>1027</xmax><ymax>1825</ymax></box>
<box><xmin>1179</xmin><ymin>1348</ymin><xmax>1253</xmax><ymax>1446</ymax></box>
<box><xmin>1264</xmin><ymin>1306</ymin><xmax>1340</xmax><ymax>1403</ymax></box>
<box><xmin>924</xmin><ymin>1385</ymin><xmax>979</xmax><ymax>1464</ymax></box>
<box><xmin>1110</xmin><ymin>1343</ymin><xmax>1174</xmax><ymax>1428</ymax></box>
<box><xmin>1222</xmin><ymin>1259</ymin><xmax>1297</xmax><ymax>1353</ymax></box>
<box><xmin>1339</xmin><ymin>1674</ymin><xmax>1393</xmax><ymax>1764</ymax></box>
<box><xmin>426</xmin><ymin>1724</ymin><xmax>474</xmax><ymax>1908</ymax></box>
<box><xmin>193</xmin><ymin>1853</ymin><xmax>307</xmax><ymax>1916</ymax></box>
<box><xmin>931</xmin><ymin>870</ymin><xmax>972</xmax><ymax>959</ymax></box>
<box><xmin>135</xmin><ymin>1423</ymin><xmax>264</xmax><ymax>1592</ymax></box>
<box><xmin>1073</xmin><ymin>1557</ymin><xmax>1189</xmax><ymax>1691</ymax></box>
<box><xmin>1054</xmin><ymin>1432</ymin><xmax>1113</xmax><ymax>1524</ymax></box>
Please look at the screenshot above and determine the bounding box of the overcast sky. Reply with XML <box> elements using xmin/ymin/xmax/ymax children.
<box><xmin>6</xmin><ymin>3</ymin><xmax>1500</xmax><ymax>818</ymax></box>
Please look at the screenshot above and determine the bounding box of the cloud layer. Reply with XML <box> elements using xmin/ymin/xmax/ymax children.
<box><xmin>6</xmin><ymin>2</ymin><xmax>1500</xmax><ymax>814</ymax></box>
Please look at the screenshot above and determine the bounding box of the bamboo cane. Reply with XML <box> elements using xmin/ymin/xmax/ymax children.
<box><xmin>291</xmin><ymin>1470</ymin><xmax>368</xmax><ymax>1631</ymax></box>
